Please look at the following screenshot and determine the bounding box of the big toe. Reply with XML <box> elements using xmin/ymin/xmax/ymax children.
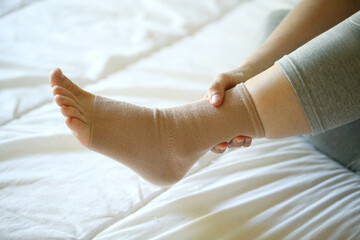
<box><xmin>49</xmin><ymin>68</ymin><xmax>83</xmax><ymax>96</ymax></box>
<box><xmin>49</xmin><ymin>68</ymin><xmax>65</xmax><ymax>87</ymax></box>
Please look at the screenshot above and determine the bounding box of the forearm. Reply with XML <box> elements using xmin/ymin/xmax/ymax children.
<box><xmin>239</xmin><ymin>0</ymin><xmax>360</xmax><ymax>78</ymax></box>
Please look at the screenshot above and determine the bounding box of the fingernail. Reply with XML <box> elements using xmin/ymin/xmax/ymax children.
<box><xmin>211</xmin><ymin>95</ymin><xmax>220</xmax><ymax>104</ymax></box>
<box><xmin>245</xmin><ymin>138</ymin><xmax>251</xmax><ymax>143</ymax></box>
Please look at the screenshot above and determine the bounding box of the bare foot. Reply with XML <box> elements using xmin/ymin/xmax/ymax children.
<box><xmin>49</xmin><ymin>68</ymin><xmax>94</xmax><ymax>147</ymax></box>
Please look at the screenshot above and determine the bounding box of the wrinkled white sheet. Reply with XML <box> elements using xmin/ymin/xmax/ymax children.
<box><xmin>1</xmin><ymin>0</ymin><xmax>359</xmax><ymax>239</ymax></box>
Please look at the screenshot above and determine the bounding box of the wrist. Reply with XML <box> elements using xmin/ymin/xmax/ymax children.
<box><xmin>239</xmin><ymin>43</ymin><xmax>282</xmax><ymax>79</ymax></box>
<box><xmin>238</xmin><ymin>58</ymin><xmax>270</xmax><ymax>80</ymax></box>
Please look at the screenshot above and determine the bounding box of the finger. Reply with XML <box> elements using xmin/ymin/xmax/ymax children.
<box><xmin>210</xmin><ymin>142</ymin><xmax>228</xmax><ymax>154</ymax></box>
<box><xmin>207</xmin><ymin>73</ymin><xmax>232</xmax><ymax>107</ymax></box>
<box><xmin>211</xmin><ymin>146</ymin><xmax>227</xmax><ymax>154</ymax></box>
<box><xmin>228</xmin><ymin>136</ymin><xmax>245</xmax><ymax>148</ymax></box>
<box><xmin>243</xmin><ymin>137</ymin><xmax>252</xmax><ymax>147</ymax></box>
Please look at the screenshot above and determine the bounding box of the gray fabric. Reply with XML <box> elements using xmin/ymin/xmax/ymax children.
<box><xmin>276</xmin><ymin>11</ymin><xmax>360</xmax><ymax>134</ymax></box>
<box><xmin>303</xmin><ymin>120</ymin><xmax>360</xmax><ymax>174</ymax></box>
<box><xmin>266</xmin><ymin>10</ymin><xmax>360</xmax><ymax>174</ymax></box>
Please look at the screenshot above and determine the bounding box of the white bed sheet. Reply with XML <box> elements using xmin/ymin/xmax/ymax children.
<box><xmin>1</xmin><ymin>0</ymin><xmax>359</xmax><ymax>239</ymax></box>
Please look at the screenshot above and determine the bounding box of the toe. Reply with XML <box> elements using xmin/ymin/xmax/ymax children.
<box><xmin>60</xmin><ymin>106</ymin><xmax>87</xmax><ymax>123</ymax></box>
<box><xmin>54</xmin><ymin>95</ymin><xmax>79</xmax><ymax>109</ymax></box>
<box><xmin>49</xmin><ymin>68</ymin><xmax>84</xmax><ymax>97</ymax></box>
<box><xmin>49</xmin><ymin>68</ymin><xmax>64</xmax><ymax>88</ymax></box>
<box><xmin>52</xmin><ymin>86</ymin><xmax>79</xmax><ymax>104</ymax></box>
<box><xmin>65</xmin><ymin>117</ymin><xmax>90</xmax><ymax>147</ymax></box>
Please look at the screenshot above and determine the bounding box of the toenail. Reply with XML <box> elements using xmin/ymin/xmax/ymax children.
<box><xmin>56</xmin><ymin>68</ymin><xmax>63</xmax><ymax>78</ymax></box>
<box><xmin>245</xmin><ymin>138</ymin><xmax>251</xmax><ymax>143</ymax></box>
<box><xmin>235</xmin><ymin>138</ymin><xmax>244</xmax><ymax>144</ymax></box>
<box><xmin>219</xmin><ymin>146</ymin><xmax>226</xmax><ymax>151</ymax></box>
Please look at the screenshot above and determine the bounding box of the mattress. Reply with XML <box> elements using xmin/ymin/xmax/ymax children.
<box><xmin>1</xmin><ymin>0</ymin><xmax>359</xmax><ymax>239</ymax></box>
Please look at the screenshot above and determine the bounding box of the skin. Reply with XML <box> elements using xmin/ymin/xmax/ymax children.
<box><xmin>50</xmin><ymin>0</ymin><xmax>360</xmax><ymax>152</ymax></box>
<box><xmin>49</xmin><ymin>65</ymin><xmax>308</xmax><ymax>150</ymax></box>
<box><xmin>50</xmin><ymin>68</ymin><xmax>93</xmax><ymax>147</ymax></box>
<box><xmin>208</xmin><ymin>0</ymin><xmax>360</xmax><ymax>153</ymax></box>
<box><xmin>244</xmin><ymin>64</ymin><xmax>311</xmax><ymax>138</ymax></box>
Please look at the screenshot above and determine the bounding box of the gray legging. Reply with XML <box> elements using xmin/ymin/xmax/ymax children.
<box><xmin>261</xmin><ymin>10</ymin><xmax>360</xmax><ymax>174</ymax></box>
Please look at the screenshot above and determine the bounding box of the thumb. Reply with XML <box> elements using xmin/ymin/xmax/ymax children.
<box><xmin>208</xmin><ymin>84</ymin><xmax>225</xmax><ymax>107</ymax></box>
<box><xmin>208</xmin><ymin>73</ymin><xmax>236</xmax><ymax>107</ymax></box>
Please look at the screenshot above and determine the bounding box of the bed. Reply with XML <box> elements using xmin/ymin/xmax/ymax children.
<box><xmin>1</xmin><ymin>0</ymin><xmax>360</xmax><ymax>239</ymax></box>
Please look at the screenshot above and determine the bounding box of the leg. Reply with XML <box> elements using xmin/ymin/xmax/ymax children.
<box><xmin>210</xmin><ymin>9</ymin><xmax>290</xmax><ymax>153</ymax></box>
<box><xmin>50</xmin><ymin>68</ymin><xmax>264</xmax><ymax>186</ymax></box>
<box><xmin>303</xmin><ymin>120</ymin><xmax>360</xmax><ymax>174</ymax></box>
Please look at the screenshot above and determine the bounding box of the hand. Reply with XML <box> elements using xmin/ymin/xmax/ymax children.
<box><xmin>206</xmin><ymin>66</ymin><xmax>253</xmax><ymax>153</ymax></box>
